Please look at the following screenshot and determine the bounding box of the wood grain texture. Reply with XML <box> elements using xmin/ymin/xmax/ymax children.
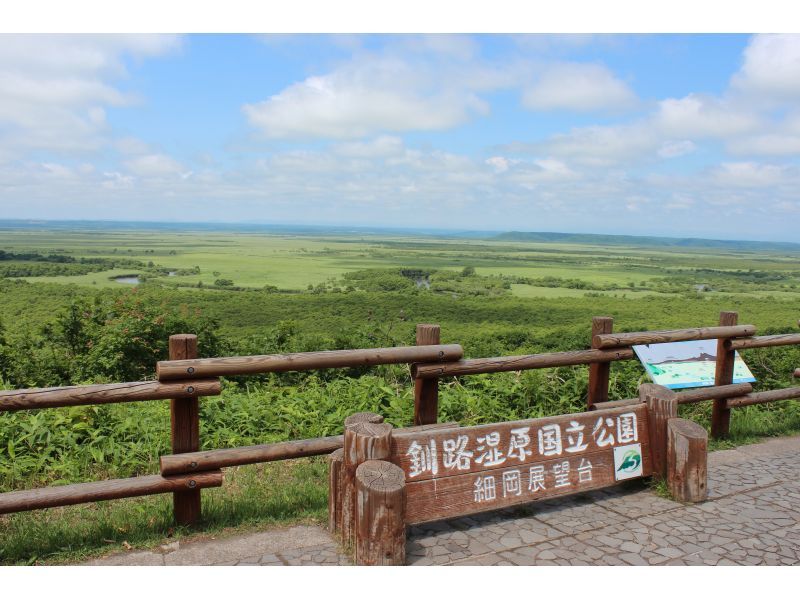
<box><xmin>0</xmin><ymin>471</ymin><xmax>223</xmax><ymax>515</ymax></box>
<box><xmin>405</xmin><ymin>449</ymin><xmax>652</xmax><ymax>525</ymax></box>
<box><xmin>587</xmin><ymin>316</ymin><xmax>614</xmax><ymax>409</ymax></box>
<box><xmin>157</xmin><ymin>344</ymin><xmax>463</xmax><ymax>380</ymax></box>
<box><xmin>328</xmin><ymin>448</ymin><xmax>344</xmax><ymax>535</ymax></box>
<box><xmin>160</xmin><ymin>435</ymin><xmax>345</xmax><ymax>475</ymax></box>
<box><xmin>169</xmin><ymin>334</ymin><xmax>201</xmax><ymax>526</ymax></box>
<box><xmin>729</xmin><ymin>334</ymin><xmax>800</xmax><ymax>350</ymax></box>
<box><xmin>0</xmin><ymin>378</ymin><xmax>220</xmax><ymax>412</ymax></box>
<box><xmin>413</xmin><ymin>324</ymin><xmax>440</xmax><ymax>426</ymax></box>
<box><xmin>594</xmin><ymin>324</ymin><xmax>755</xmax><ymax>349</ymax></box>
<box><xmin>341</xmin><ymin>414</ymin><xmax>387</xmax><ymax>549</ymax></box>
<box><xmin>159</xmin><ymin>422</ymin><xmax>458</xmax><ymax>476</ymax></box>
<box><xmin>413</xmin><ymin>348</ymin><xmax>634</xmax><ymax>379</ymax></box>
<box><xmin>641</xmin><ymin>383</ymin><xmax>678</xmax><ymax>479</ymax></box>
<box><xmin>355</xmin><ymin>460</ymin><xmax>406</xmax><ymax>566</ymax></box>
<box><xmin>392</xmin><ymin>405</ymin><xmax>649</xmax><ymax>482</ymax></box>
<box><xmin>667</xmin><ymin>418</ymin><xmax>707</xmax><ymax>503</ymax></box>
<box><xmin>725</xmin><ymin>386</ymin><xmax>800</xmax><ymax>408</ymax></box>
<box><xmin>591</xmin><ymin>398</ymin><xmax>642</xmax><ymax>411</ymax></box>
<box><xmin>675</xmin><ymin>383</ymin><xmax>752</xmax><ymax>405</ymax></box>
<box><xmin>712</xmin><ymin>312</ymin><xmax>738</xmax><ymax>439</ymax></box>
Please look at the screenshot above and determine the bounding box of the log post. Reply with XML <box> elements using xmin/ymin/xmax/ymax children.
<box><xmin>794</xmin><ymin>368</ymin><xmax>799</xmax><ymax>378</ymax></box>
<box><xmin>641</xmin><ymin>383</ymin><xmax>678</xmax><ymax>479</ymax></box>
<box><xmin>712</xmin><ymin>311</ymin><xmax>738</xmax><ymax>439</ymax></box>
<box><xmin>341</xmin><ymin>412</ymin><xmax>385</xmax><ymax>548</ymax></box>
<box><xmin>413</xmin><ymin>324</ymin><xmax>440</xmax><ymax>425</ymax></box>
<box><xmin>667</xmin><ymin>418</ymin><xmax>708</xmax><ymax>503</ymax></box>
<box><xmin>328</xmin><ymin>448</ymin><xmax>344</xmax><ymax>535</ymax></box>
<box><xmin>355</xmin><ymin>460</ymin><xmax>406</xmax><ymax>566</ymax></box>
<box><xmin>588</xmin><ymin>316</ymin><xmax>613</xmax><ymax>409</ymax></box>
<box><xmin>169</xmin><ymin>334</ymin><xmax>201</xmax><ymax>525</ymax></box>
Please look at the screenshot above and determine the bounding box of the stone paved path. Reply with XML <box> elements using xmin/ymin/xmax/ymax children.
<box><xmin>84</xmin><ymin>434</ymin><xmax>800</xmax><ymax>566</ymax></box>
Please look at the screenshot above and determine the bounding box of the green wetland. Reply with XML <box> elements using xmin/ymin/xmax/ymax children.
<box><xmin>0</xmin><ymin>222</ymin><xmax>798</xmax><ymax>563</ymax></box>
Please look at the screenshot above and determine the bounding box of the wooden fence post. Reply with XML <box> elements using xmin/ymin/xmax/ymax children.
<box><xmin>667</xmin><ymin>418</ymin><xmax>708</xmax><ymax>503</ymax></box>
<box><xmin>640</xmin><ymin>383</ymin><xmax>678</xmax><ymax>479</ymax></box>
<box><xmin>169</xmin><ymin>334</ymin><xmax>201</xmax><ymax>525</ymax></box>
<box><xmin>712</xmin><ymin>311</ymin><xmax>738</xmax><ymax>439</ymax></box>
<box><xmin>588</xmin><ymin>316</ymin><xmax>613</xmax><ymax>409</ymax></box>
<box><xmin>328</xmin><ymin>448</ymin><xmax>344</xmax><ymax>535</ymax></box>
<box><xmin>355</xmin><ymin>460</ymin><xmax>406</xmax><ymax>566</ymax></box>
<box><xmin>341</xmin><ymin>412</ymin><xmax>385</xmax><ymax>548</ymax></box>
<box><xmin>414</xmin><ymin>324</ymin><xmax>440</xmax><ymax>426</ymax></box>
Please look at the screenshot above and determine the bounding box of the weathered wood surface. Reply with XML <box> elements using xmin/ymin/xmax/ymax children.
<box><xmin>726</xmin><ymin>386</ymin><xmax>800</xmax><ymax>408</ymax></box>
<box><xmin>355</xmin><ymin>460</ymin><xmax>406</xmax><ymax>566</ymax></box>
<box><xmin>712</xmin><ymin>312</ymin><xmax>738</xmax><ymax>439</ymax></box>
<box><xmin>413</xmin><ymin>348</ymin><xmax>634</xmax><ymax>379</ymax></box>
<box><xmin>170</xmin><ymin>334</ymin><xmax>202</xmax><ymax>525</ymax></box>
<box><xmin>675</xmin><ymin>383</ymin><xmax>753</xmax><ymax>405</ymax></box>
<box><xmin>341</xmin><ymin>414</ymin><xmax>388</xmax><ymax>548</ymax></box>
<box><xmin>413</xmin><ymin>324</ymin><xmax>440</xmax><ymax>426</ymax></box>
<box><xmin>729</xmin><ymin>334</ymin><xmax>800</xmax><ymax>350</ymax></box>
<box><xmin>0</xmin><ymin>471</ymin><xmax>223</xmax><ymax>515</ymax></box>
<box><xmin>328</xmin><ymin>448</ymin><xmax>344</xmax><ymax>535</ymax></box>
<box><xmin>0</xmin><ymin>379</ymin><xmax>220</xmax><ymax>412</ymax></box>
<box><xmin>591</xmin><ymin>397</ymin><xmax>642</xmax><ymax>411</ymax></box>
<box><xmin>667</xmin><ymin>418</ymin><xmax>707</xmax><ymax>503</ymax></box>
<box><xmin>405</xmin><ymin>449</ymin><xmax>652</xmax><ymax>525</ymax></box>
<box><xmin>160</xmin><ymin>435</ymin><xmax>345</xmax><ymax>476</ymax></box>
<box><xmin>157</xmin><ymin>344</ymin><xmax>463</xmax><ymax>380</ymax></box>
<box><xmin>587</xmin><ymin>316</ymin><xmax>614</xmax><ymax>409</ymax></box>
<box><xmin>641</xmin><ymin>383</ymin><xmax>678</xmax><ymax>478</ymax></box>
<box><xmin>392</xmin><ymin>404</ymin><xmax>649</xmax><ymax>482</ymax></box>
<box><xmin>159</xmin><ymin>421</ymin><xmax>458</xmax><ymax>475</ymax></box>
<box><xmin>594</xmin><ymin>324</ymin><xmax>755</xmax><ymax>349</ymax></box>
<box><xmin>795</xmin><ymin>368</ymin><xmax>800</xmax><ymax>378</ymax></box>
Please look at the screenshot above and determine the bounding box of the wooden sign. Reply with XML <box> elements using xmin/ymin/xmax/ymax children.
<box><xmin>391</xmin><ymin>404</ymin><xmax>651</xmax><ymax>524</ymax></box>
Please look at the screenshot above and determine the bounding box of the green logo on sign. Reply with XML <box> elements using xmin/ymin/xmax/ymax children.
<box><xmin>616</xmin><ymin>449</ymin><xmax>641</xmax><ymax>472</ymax></box>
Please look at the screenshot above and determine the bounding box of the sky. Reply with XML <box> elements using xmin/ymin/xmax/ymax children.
<box><xmin>1</xmin><ymin>33</ymin><xmax>799</xmax><ymax>241</ymax></box>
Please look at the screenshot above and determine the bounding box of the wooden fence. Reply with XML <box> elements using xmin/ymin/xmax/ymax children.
<box><xmin>0</xmin><ymin>311</ymin><xmax>799</xmax><ymax>528</ymax></box>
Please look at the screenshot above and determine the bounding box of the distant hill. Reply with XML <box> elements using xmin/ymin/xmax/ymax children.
<box><xmin>494</xmin><ymin>231</ymin><xmax>800</xmax><ymax>252</ymax></box>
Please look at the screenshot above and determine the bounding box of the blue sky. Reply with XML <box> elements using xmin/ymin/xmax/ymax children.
<box><xmin>1</xmin><ymin>33</ymin><xmax>799</xmax><ymax>241</ymax></box>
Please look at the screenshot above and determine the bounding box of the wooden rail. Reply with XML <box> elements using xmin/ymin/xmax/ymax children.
<box><xmin>157</xmin><ymin>344</ymin><xmax>463</xmax><ymax>380</ymax></box>
<box><xmin>594</xmin><ymin>325</ymin><xmax>756</xmax><ymax>349</ymax></box>
<box><xmin>729</xmin><ymin>334</ymin><xmax>800</xmax><ymax>350</ymax></box>
<box><xmin>0</xmin><ymin>379</ymin><xmax>221</xmax><ymax>412</ymax></box>
<box><xmin>726</xmin><ymin>387</ymin><xmax>800</xmax><ymax>408</ymax></box>
<box><xmin>0</xmin><ymin>471</ymin><xmax>223</xmax><ymax>515</ymax></box>
<box><xmin>160</xmin><ymin>422</ymin><xmax>459</xmax><ymax>476</ymax></box>
<box><xmin>2</xmin><ymin>313</ymin><xmax>799</xmax><ymax>528</ymax></box>
<box><xmin>591</xmin><ymin>383</ymin><xmax>754</xmax><ymax>410</ymax></box>
<box><xmin>412</xmin><ymin>348</ymin><xmax>634</xmax><ymax>379</ymax></box>
<box><xmin>676</xmin><ymin>383</ymin><xmax>753</xmax><ymax>405</ymax></box>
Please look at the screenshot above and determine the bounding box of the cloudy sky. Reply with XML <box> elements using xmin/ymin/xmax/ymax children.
<box><xmin>1</xmin><ymin>33</ymin><xmax>799</xmax><ymax>240</ymax></box>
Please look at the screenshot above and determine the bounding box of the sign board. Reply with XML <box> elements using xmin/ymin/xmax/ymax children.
<box><xmin>391</xmin><ymin>405</ymin><xmax>651</xmax><ymax>524</ymax></box>
<box><xmin>633</xmin><ymin>340</ymin><xmax>756</xmax><ymax>390</ymax></box>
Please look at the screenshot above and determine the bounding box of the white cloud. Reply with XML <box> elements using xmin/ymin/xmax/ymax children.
<box><xmin>658</xmin><ymin>140</ymin><xmax>696</xmax><ymax>158</ymax></box>
<box><xmin>711</xmin><ymin>162</ymin><xmax>788</xmax><ymax>188</ymax></box>
<box><xmin>532</xmin><ymin>122</ymin><xmax>658</xmax><ymax>166</ymax></box>
<box><xmin>522</xmin><ymin>63</ymin><xmax>637</xmax><ymax>112</ymax></box>
<box><xmin>732</xmin><ymin>34</ymin><xmax>800</xmax><ymax>100</ymax></box>
<box><xmin>655</xmin><ymin>94</ymin><xmax>760</xmax><ymax>138</ymax></box>
<box><xmin>243</xmin><ymin>56</ymin><xmax>491</xmax><ymax>139</ymax></box>
<box><xmin>0</xmin><ymin>35</ymin><xmax>181</xmax><ymax>155</ymax></box>
<box><xmin>727</xmin><ymin>133</ymin><xmax>800</xmax><ymax>156</ymax></box>
<box><xmin>124</xmin><ymin>153</ymin><xmax>185</xmax><ymax>177</ymax></box>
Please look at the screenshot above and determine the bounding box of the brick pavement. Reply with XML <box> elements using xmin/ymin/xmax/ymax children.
<box><xmin>84</xmin><ymin>434</ymin><xmax>800</xmax><ymax>566</ymax></box>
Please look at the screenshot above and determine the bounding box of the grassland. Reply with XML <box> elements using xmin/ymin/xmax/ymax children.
<box><xmin>1</xmin><ymin>221</ymin><xmax>799</xmax><ymax>564</ymax></box>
